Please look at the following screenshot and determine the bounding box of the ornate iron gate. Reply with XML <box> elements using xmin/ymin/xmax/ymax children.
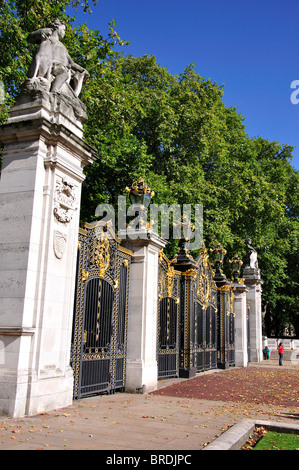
<box><xmin>157</xmin><ymin>251</ymin><xmax>181</xmax><ymax>378</ymax></box>
<box><xmin>180</xmin><ymin>245</ymin><xmax>218</xmax><ymax>373</ymax></box>
<box><xmin>217</xmin><ymin>285</ymin><xmax>235</xmax><ymax>368</ymax></box>
<box><xmin>71</xmin><ymin>222</ymin><xmax>132</xmax><ymax>399</ymax></box>
<box><xmin>157</xmin><ymin>241</ymin><xmax>235</xmax><ymax>379</ymax></box>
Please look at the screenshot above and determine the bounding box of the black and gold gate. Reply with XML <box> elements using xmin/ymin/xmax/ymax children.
<box><xmin>157</xmin><ymin>241</ymin><xmax>235</xmax><ymax>379</ymax></box>
<box><xmin>71</xmin><ymin>222</ymin><xmax>132</xmax><ymax>399</ymax></box>
<box><xmin>157</xmin><ymin>251</ymin><xmax>181</xmax><ymax>378</ymax></box>
<box><xmin>179</xmin><ymin>244</ymin><xmax>218</xmax><ymax>374</ymax></box>
<box><xmin>217</xmin><ymin>285</ymin><xmax>235</xmax><ymax>368</ymax></box>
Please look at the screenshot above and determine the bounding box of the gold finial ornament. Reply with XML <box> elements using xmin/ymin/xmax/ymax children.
<box><xmin>229</xmin><ymin>254</ymin><xmax>243</xmax><ymax>283</ymax></box>
<box><xmin>125</xmin><ymin>177</ymin><xmax>155</xmax><ymax>204</ymax></box>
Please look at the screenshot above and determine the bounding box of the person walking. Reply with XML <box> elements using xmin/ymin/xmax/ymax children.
<box><xmin>278</xmin><ymin>342</ymin><xmax>284</xmax><ymax>366</ymax></box>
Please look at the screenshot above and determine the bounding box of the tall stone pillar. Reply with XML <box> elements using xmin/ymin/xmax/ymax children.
<box><xmin>121</xmin><ymin>229</ymin><xmax>166</xmax><ymax>393</ymax></box>
<box><xmin>0</xmin><ymin>20</ymin><xmax>94</xmax><ymax>416</ymax></box>
<box><xmin>233</xmin><ymin>283</ymin><xmax>249</xmax><ymax>367</ymax></box>
<box><xmin>242</xmin><ymin>239</ymin><xmax>263</xmax><ymax>362</ymax></box>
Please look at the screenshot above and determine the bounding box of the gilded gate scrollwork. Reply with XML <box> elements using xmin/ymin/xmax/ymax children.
<box><xmin>157</xmin><ymin>241</ymin><xmax>235</xmax><ymax>379</ymax></box>
<box><xmin>181</xmin><ymin>243</ymin><xmax>218</xmax><ymax>373</ymax></box>
<box><xmin>216</xmin><ymin>284</ymin><xmax>235</xmax><ymax>368</ymax></box>
<box><xmin>71</xmin><ymin>221</ymin><xmax>132</xmax><ymax>399</ymax></box>
<box><xmin>157</xmin><ymin>250</ymin><xmax>181</xmax><ymax>378</ymax></box>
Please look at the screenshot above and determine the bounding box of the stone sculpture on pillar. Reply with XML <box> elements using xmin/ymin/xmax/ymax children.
<box><xmin>9</xmin><ymin>18</ymin><xmax>89</xmax><ymax>135</ymax></box>
<box><xmin>27</xmin><ymin>19</ymin><xmax>89</xmax><ymax>95</ymax></box>
<box><xmin>21</xmin><ymin>19</ymin><xmax>89</xmax><ymax>120</ymax></box>
<box><xmin>243</xmin><ymin>238</ymin><xmax>260</xmax><ymax>274</ymax></box>
<box><xmin>0</xmin><ymin>20</ymin><xmax>94</xmax><ymax>417</ymax></box>
<box><xmin>242</xmin><ymin>239</ymin><xmax>263</xmax><ymax>362</ymax></box>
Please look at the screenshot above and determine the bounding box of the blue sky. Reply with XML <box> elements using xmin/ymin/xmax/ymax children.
<box><xmin>68</xmin><ymin>0</ymin><xmax>299</xmax><ymax>170</ymax></box>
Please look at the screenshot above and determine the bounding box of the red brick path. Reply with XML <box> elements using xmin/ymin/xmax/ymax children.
<box><xmin>152</xmin><ymin>367</ymin><xmax>299</xmax><ymax>408</ymax></box>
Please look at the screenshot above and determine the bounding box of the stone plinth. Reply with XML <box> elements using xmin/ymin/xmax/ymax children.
<box><xmin>0</xmin><ymin>91</ymin><xmax>94</xmax><ymax>416</ymax></box>
<box><xmin>243</xmin><ymin>266</ymin><xmax>263</xmax><ymax>362</ymax></box>
<box><xmin>121</xmin><ymin>230</ymin><xmax>166</xmax><ymax>393</ymax></box>
<box><xmin>233</xmin><ymin>283</ymin><xmax>249</xmax><ymax>367</ymax></box>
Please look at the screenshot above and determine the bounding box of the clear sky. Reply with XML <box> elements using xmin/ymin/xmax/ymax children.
<box><xmin>68</xmin><ymin>0</ymin><xmax>299</xmax><ymax>170</ymax></box>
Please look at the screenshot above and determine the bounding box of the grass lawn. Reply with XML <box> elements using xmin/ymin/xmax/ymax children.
<box><xmin>253</xmin><ymin>431</ymin><xmax>299</xmax><ymax>450</ymax></box>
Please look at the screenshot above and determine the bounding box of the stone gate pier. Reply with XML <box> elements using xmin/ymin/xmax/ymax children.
<box><xmin>0</xmin><ymin>20</ymin><xmax>94</xmax><ymax>417</ymax></box>
<box><xmin>242</xmin><ymin>239</ymin><xmax>263</xmax><ymax>362</ymax></box>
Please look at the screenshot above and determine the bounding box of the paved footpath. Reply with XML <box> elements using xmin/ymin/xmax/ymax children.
<box><xmin>0</xmin><ymin>361</ymin><xmax>298</xmax><ymax>451</ymax></box>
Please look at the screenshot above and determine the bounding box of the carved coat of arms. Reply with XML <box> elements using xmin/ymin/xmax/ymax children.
<box><xmin>53</xmin><ymin>177</ymin><xmax>77</xmax><ymax>224</ymax></box>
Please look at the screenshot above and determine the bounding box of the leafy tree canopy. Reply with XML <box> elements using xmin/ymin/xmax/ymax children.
<box><xmin>0</xmin><ymin>0</ymin><xmax>298</xmax><ymax>336</ymax></box>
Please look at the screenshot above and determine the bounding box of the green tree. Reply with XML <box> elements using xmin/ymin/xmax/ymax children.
<box><xmin>0</xmin><ymin>2</ymin><xmax>298</xmax><ymax>335</ymax></box>
<box><xmin>80</xmin><ymin>53</ymin><xmax>298</xmax><ymax>335</ymax></box>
